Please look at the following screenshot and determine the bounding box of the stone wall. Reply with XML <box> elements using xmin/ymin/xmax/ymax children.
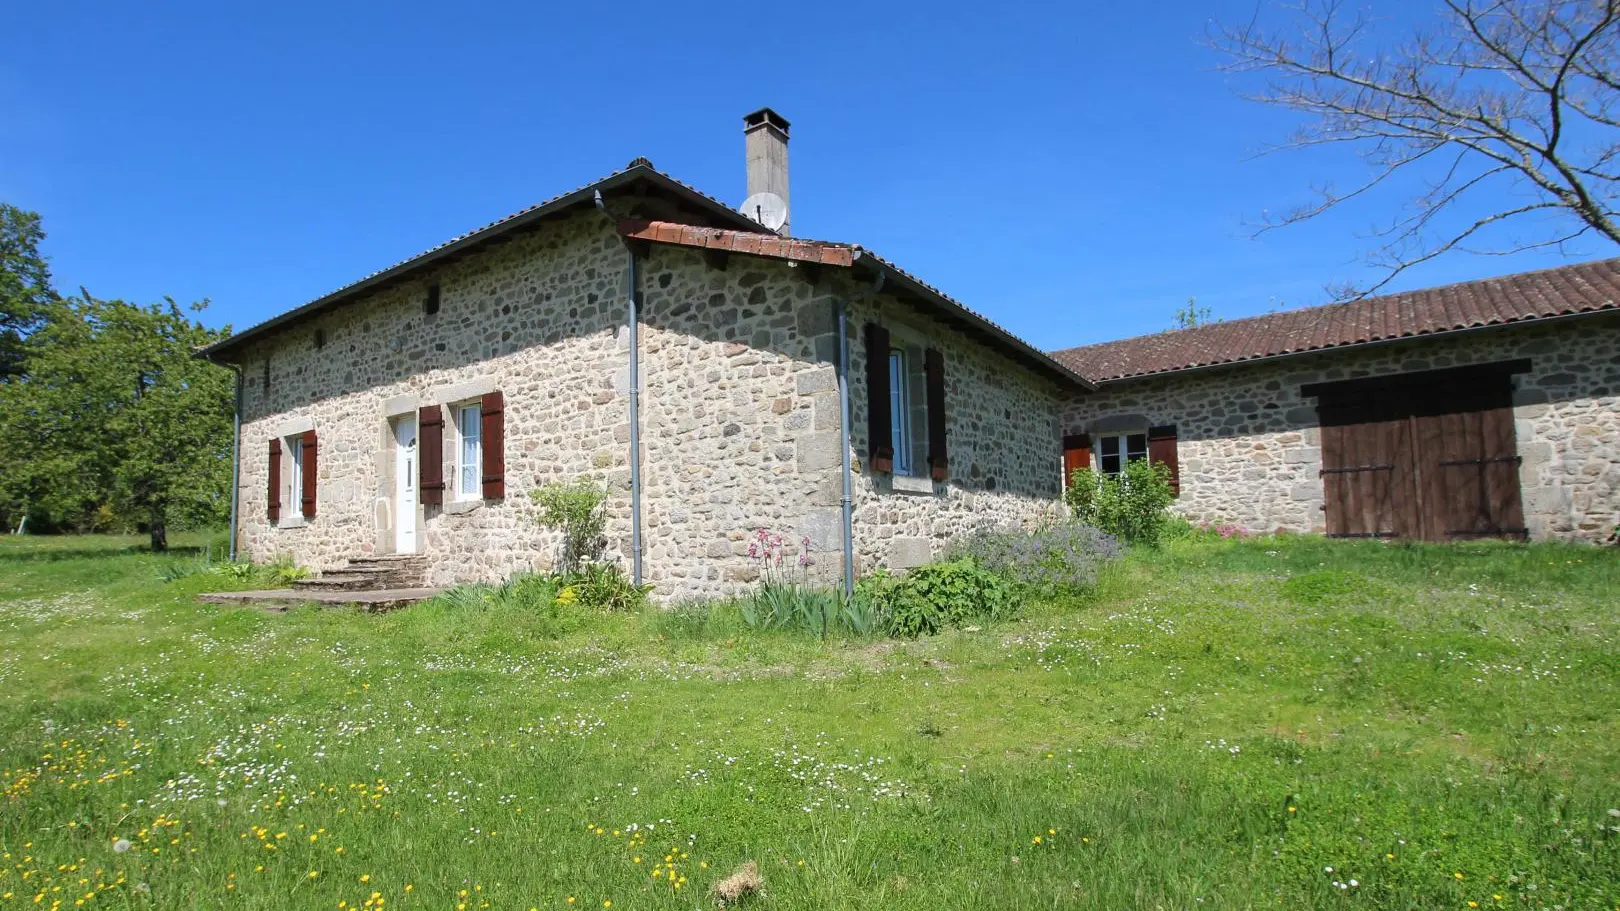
<box><xmin>844</xmin><ymin>288</ymin><xmax>1068</xmax><ymax>571</ymax></box>
<box><xmin>237</xmin><ymin>212</ymin><xmax>634</xmax><ymax>585</ymax></box>
<box><xmin>1060</xmin><ymin>314</ymin><xmax>1620</xmax><ymax>540</ymax></box>
<box><xmin>234</xmin><ymin>209</ymin><xmax>1069</xmax><ymax>598</ymax></box>
<box><xmin>633</xmin><ymin>247</ymin><xmax>846</xmax><ymax>598</ymax></box>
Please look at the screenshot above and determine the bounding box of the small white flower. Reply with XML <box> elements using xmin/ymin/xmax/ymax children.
<box><xmin>113</xmin><ymin>839</ymin><xmax>132</xmax><ymax>854</ymax></box>
<box><xmin>1349</xmin><ymin>879</ymin><xmax>1358</xmax><ymax>887</ymax></box>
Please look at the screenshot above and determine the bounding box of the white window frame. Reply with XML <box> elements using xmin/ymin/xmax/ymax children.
<box><xmin>453</xmin><ymin>402</ymin><xmax>483</xmax><ymax>501</ymax></box>
<box><xmin>1096</xmin><ymin>431</ymin><xmax>1148</xmax><ymax>478</ymax></box>
<box><xmin>282</xmin><ymin>434</ymin><xmax>304</xmax><ymax>523</ymax></box>
<box><xmin>888</xmin><ymin>349</ymin><xmax>914</xmax><ymax>476</ymax></box>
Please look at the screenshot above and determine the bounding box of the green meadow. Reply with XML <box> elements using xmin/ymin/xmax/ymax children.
<box><xmin>1</xmin><ymin>532</ymin><xmax>1616</xmax><ymax>909</ymax></box>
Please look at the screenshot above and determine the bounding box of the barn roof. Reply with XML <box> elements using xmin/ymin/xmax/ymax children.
<box><xmin>1050</xmin><ymin>258</ymin><xmax>1620</xmax><ymax>383</ymax></box>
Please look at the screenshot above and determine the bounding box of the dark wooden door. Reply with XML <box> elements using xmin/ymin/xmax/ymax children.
<box><xmin>1316</xmin><ymin>370</ymin><xmax>1525</xmax><ymax>542</ymax></box>
<box><xmin>1409</xmin><ymin>379</ymin><xmax>1527</xmax><ymax>540</ymax></box>
<box><xmin>1319</xmin><ymin>387</ymin><xmax>1414</xmax><ymax>538</ymax></box>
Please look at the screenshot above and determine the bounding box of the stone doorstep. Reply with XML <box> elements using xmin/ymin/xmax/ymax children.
<box><xmin>198</xmin><ymin>587</ymin><xmax>444</xmax><ymax>613</ymax></box>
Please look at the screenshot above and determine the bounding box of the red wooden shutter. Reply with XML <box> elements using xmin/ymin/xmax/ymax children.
<box><xmin>481</xmin><ymin>390</ymin><xmax>505</xmax><ymax>500</ymax></box>
<box><xmin>300</xmin><ymin>430</ymin><xmax>318</xmax><ymax>518</ymax></box>
<box><xmin>864</xmin><ymin>322</ymin><xmax>894</xmax><ymax>473</ymax></box>
<box><xmin>1148</xmin><ymin>424</ymin><xmax>1180</xmax><ymax>497</ymax></box>
<box><xmin>924</xmin><ymin>347</ymin><xmax>948</xmax><ymax>481</ymax></box>
<box><xmin>1062</xmin><ymin>433</ymin><xmax>1091</xmax><ymax>483</ymax></box>
<box><xmin>267</xmin><ymin>438</ymin><xmax>281</xmax><ymax>521</ymax></box>
<box><xmin>418</xmin><ymin>405</ymin><xmax>445</xmax><ymax>506</ymax></box>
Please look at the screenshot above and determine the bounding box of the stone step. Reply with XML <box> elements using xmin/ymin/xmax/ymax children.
<box><xmin>294</xmin><ymin>555</ymin><xmax>429</xmax><ymax>592</ymax></box>
<box><xmin>200</xmin><ymin>587</ymin><xmax>444</xmax><ymax>612</ymax></box>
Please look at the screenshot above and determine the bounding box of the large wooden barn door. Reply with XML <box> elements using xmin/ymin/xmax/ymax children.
<box><xmin>1410</xmin><ymin>379</ymin><xmax>1527</xmax><ymax>540</ymax></box>
<box><xmin>1309</xmin><ymin>362</ymin><xmax>1527</xmax><ymax>542</ymax></box>
<box><xmin>1318</xmin><ymin>388</ymin><xmax>1415</xmax><ymax>538</ymax></box>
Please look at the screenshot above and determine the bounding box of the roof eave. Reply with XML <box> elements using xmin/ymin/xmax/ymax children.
<box><xmin>199</xmin><ymin>165</ymin><xmax>769</xmax><ymax>363</ymax></box>
<box><xmin>1085</xmin><ymin>307</ymin><xmax>1617</xmax><ymax>386</ymax></box>
<box><xmin>853</xmin><ymin>256</ymin><xmax>1096</xmax><ymax>390</ymax></box>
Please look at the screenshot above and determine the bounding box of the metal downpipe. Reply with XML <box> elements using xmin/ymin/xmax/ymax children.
<box><xmin>594</xmin><ymin>191</ymin><xmax>644</xmax><ymax>586</ymax></box>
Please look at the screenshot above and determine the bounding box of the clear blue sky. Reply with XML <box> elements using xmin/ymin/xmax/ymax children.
<box><xmin>3</xmin><ymin>0</ymin><xmax>1610</xmax><ymax>350</ymax></box>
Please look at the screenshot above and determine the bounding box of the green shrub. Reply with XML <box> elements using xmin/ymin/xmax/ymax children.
<box><xmin>531</xmin><ymin>480</ymin><xmax>609</xmax><ymax>575</ymax></box>
<box><xmin>740</xmin><ymin>580</ymin><xmax>833</xmax><ymax>633</ymax></box>
<box><xmin>428</xmin><ymin>574</ymin><xmax>590</xmax><ymax>637</ymax></box>
<box><xmin>557</xmin><ymin>563</ymin><xmax>650</xmax><ymax>613</ymax></box>
<box><xmin>264</xmin><ymin>554</ymin><xmax>311</xmax><ymax>586</ymax></box>
<box><xmin>1065</xmin><ymin>459</ymin><xmax>1177</xmax><ymax>546</ymax></box>
<box><xmin>946</xmin><ymin>521</ymin><xmax>1122</xmax><ymax>595</ymax></box>
<box><xmin>862</xmin><ymin>560</ymin><xmax>1018</xmax><ymax>639</ymax></box>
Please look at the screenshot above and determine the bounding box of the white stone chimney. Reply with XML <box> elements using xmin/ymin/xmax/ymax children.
<box><xmin>742</xmin><ymin>108</ymin><xmax>791</xmax><ymax>236</ymax></box>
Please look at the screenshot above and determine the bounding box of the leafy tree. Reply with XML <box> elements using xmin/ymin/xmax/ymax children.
<box><xmin>0</xmin><ymin>204</ymin><xmax>55</xmax><ymax>378</ymax></box>
<box><xmin>1173</xmin><ymin>297</ymin><xmax>1215</xmax><ymax>329</ymax></box>
<box><xmin>4</xmin><ymin>295</ymin><xmax>234</xmax><ymax>549</ymax></box>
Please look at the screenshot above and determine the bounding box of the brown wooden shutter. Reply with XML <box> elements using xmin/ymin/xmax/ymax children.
<box><xmin>924</xmin><ymin>347</ymin><xmax>948</xmax><ymax>481</ymax></box>
<box><xmin>864</xmin><ymin>322</ymin><xmax>894</xmax><ymax>473</ymax></box>
<box><xmin>418</xmin><ymin>405</ymin><xmax>445</xmax><ymax>506</ymax></box>
<box><xmin>300</xmin><ymin>430</ymin><xmax>318</xmax><ymax>518</ymax></box>
<box><xmin>1148</xmin><ymin>424</ymin><xmax>1180</xmax><ymax>497</ymax></box>
<box><xmin>481</xmin><ymin>390</ymin><xmax>505</xmax><ymax>500</ymax></box>
<box><xmin>1062</xmin><ymin>433</ymin><xmax>1091</xmax><ymax>483</ymax></box>
<box><xmin>267</xmin><ymin>438</ymin><xmax>281</xmax><ymax>521</ymax></box>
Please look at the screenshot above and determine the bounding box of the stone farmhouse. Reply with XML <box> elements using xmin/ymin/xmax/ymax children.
<box><xmin>201</xmin><ymin>109</ymin><xmax>1620</xmax><ymax>598</ymax></box>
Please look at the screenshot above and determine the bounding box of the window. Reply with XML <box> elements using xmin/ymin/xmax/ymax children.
<box><xmin>283</xmin><ymin>434</ymin><xmax>304</xmax><ymax>519</ymax></box>
<box><xmin>888</xmin><ymin>350</ymin><xmax>913</xmax><ymax>476</ymax></box>
<box><xmin>455</xmin><ymin>403</ymin><xmax>482</xmax><ymax>500</ymax></box>
<box><xmin>424</xmin><ymin>283</ymin><xmax>441</xmax><ymax>316</ymax></box>
<box><xmin>1097</xmin><ymin>432</ymin><xmax>1148</xmax><ymax>477</ymax></box>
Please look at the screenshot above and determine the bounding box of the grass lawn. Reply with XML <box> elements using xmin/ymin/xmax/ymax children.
<box><xmin>1</xmin><ymin>532</ymin><xmax>1618</xmax><ymax>909</ymax></box>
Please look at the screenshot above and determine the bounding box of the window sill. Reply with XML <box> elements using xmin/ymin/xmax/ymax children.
<box><xmin>890</xmin><ymin>474</ymin><xmax>938</xmax><ymax>496</ymax></box>
<box><xmin>275</xmin><ymin>517</ymin><xmax>306</xmax><ymax>530</ymax></box>
<box><xmin>444</xmin><ymin>499</ymin><xmax>484</xmax><ymax>516</ymax></box>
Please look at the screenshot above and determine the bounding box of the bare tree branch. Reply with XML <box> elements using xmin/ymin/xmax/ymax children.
<box><xmin>1212</xmin><ymin>0</ymin><xmax>1620</xmax><ymax>297</ymax></box>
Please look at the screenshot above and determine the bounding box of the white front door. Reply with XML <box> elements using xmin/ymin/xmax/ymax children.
<box><xmin>394</xmin><ymin>416</ymin><xmax>418</xmax><ymax>555</ymax></box>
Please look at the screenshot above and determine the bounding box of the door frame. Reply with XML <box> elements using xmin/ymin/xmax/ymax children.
<box><xmin>392</xmin><ymin>413</ymin><xmax>419</xmax><ymax>555</ymax></box>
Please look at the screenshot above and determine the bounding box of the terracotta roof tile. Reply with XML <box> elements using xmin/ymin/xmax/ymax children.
<box><xmin>1051</xmin><ymin>258</ymin><xmax>1620</xmax><ymax>382</ymax></box>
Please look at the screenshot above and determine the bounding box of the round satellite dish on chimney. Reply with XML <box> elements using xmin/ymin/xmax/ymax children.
<box><xmin>740</xmin><ymin>191</ymin><xmax>788</xmax><ymax>232</ymax></box>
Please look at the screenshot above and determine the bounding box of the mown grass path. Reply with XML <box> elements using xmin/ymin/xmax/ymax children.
<box><xmin>1</xmin><ymin>533</ymin><xmax>1616</xmax><ymax>909</ymax></box>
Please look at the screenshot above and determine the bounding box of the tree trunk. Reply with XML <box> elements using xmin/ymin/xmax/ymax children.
<box><xmin>149</xmin><ymin>521</ymin><xmax>167</xmax><ymax>552</ymax></box>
